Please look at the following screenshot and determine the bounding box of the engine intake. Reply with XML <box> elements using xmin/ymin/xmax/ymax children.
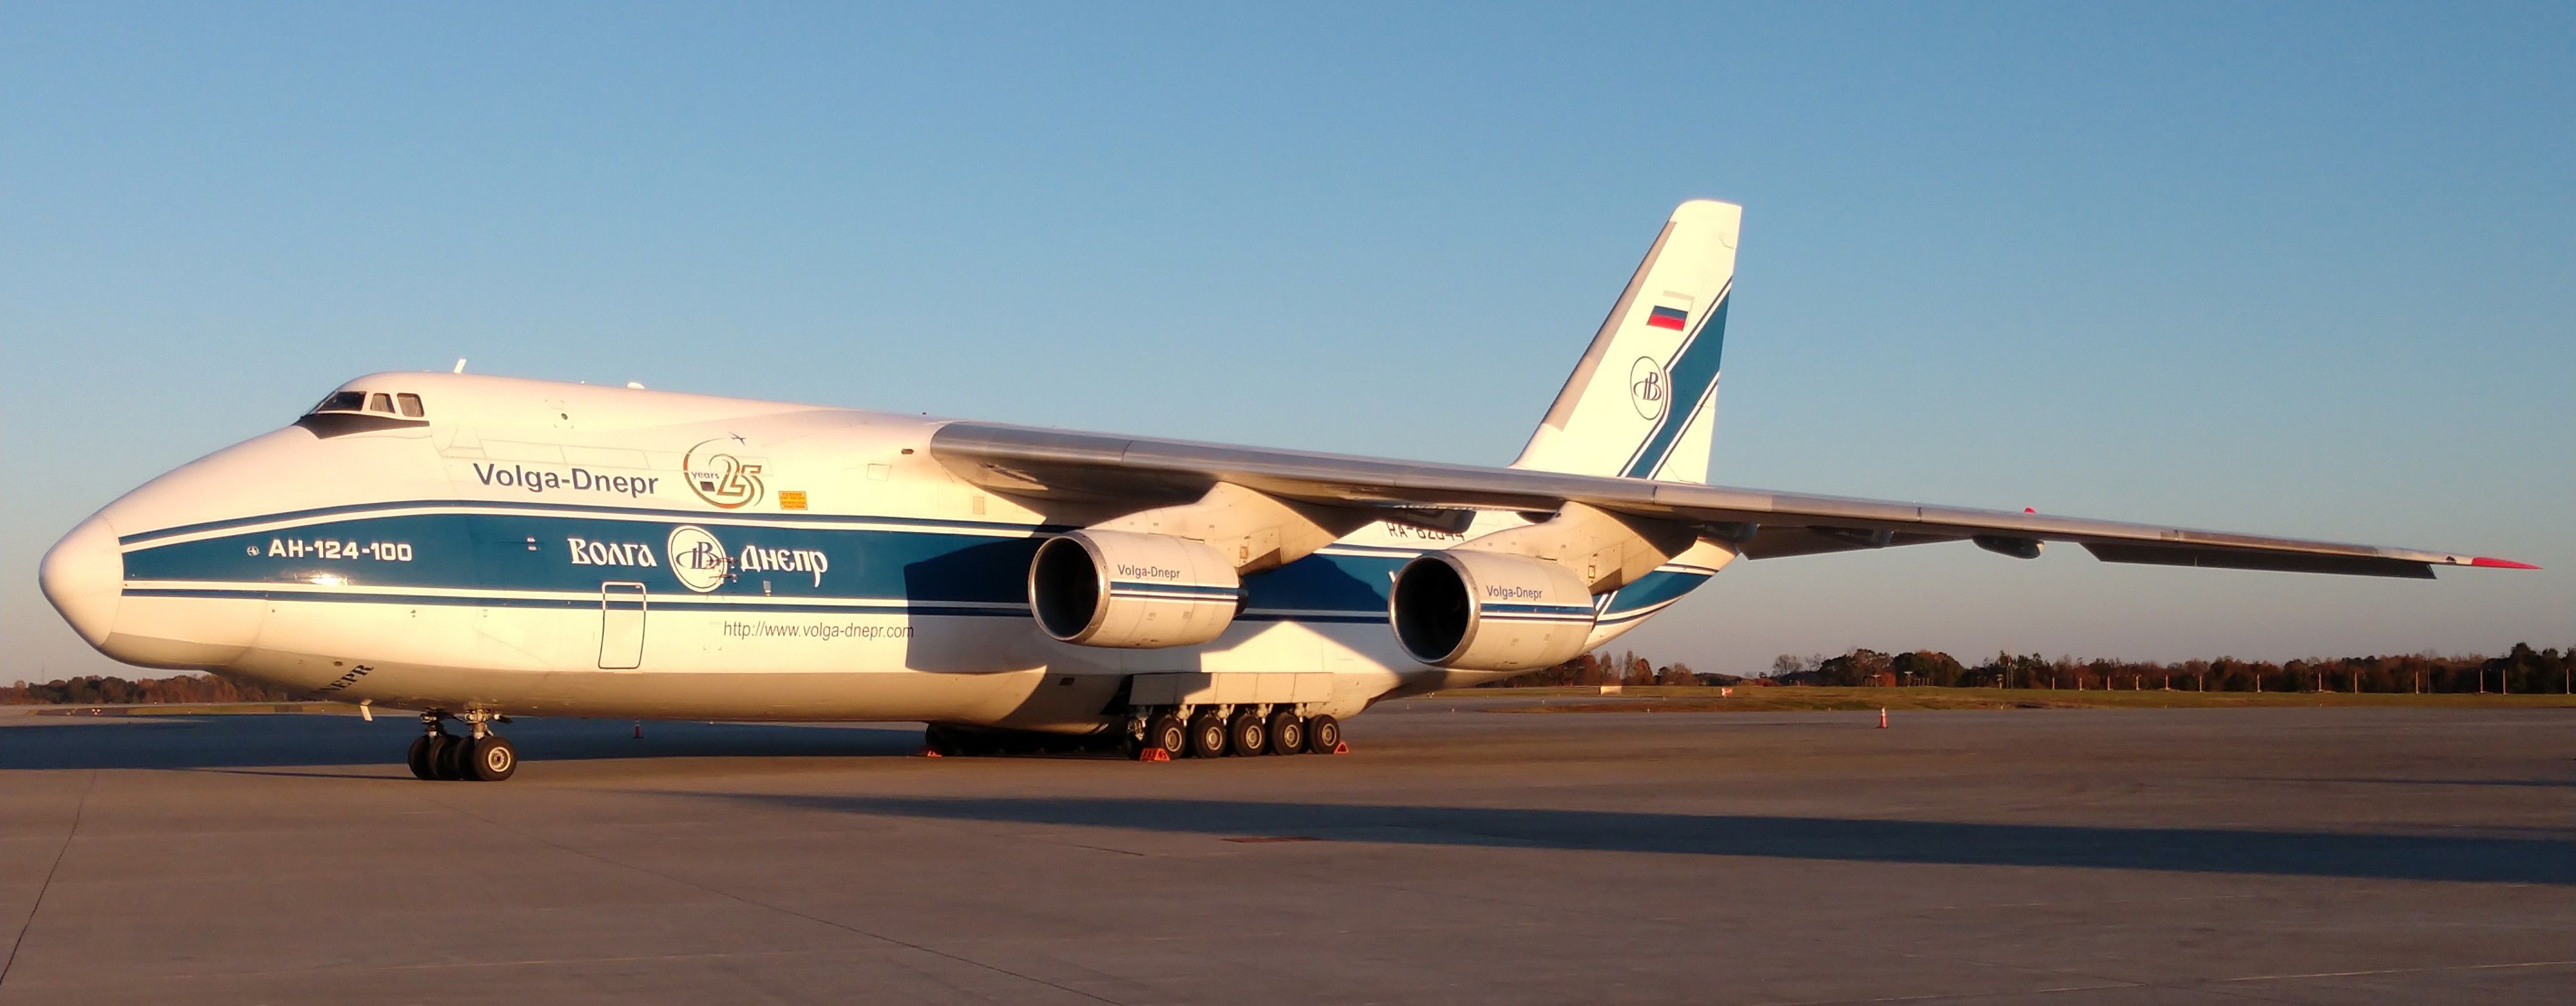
<box><xmin>1390</xmin><ymin>549</ymin><xmax>1596</xmax><ymax>671</ymax></box>
<box><xmin>1028</xmin><ymin>530</ymin><xmax>1240</xmax><ymax>648</ymax></box>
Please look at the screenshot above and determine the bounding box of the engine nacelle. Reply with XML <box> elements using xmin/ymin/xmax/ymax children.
<box><xmin>1028</xmin><ymin>529</ymin><xmax>1240</xmax><ymax>648</ymax></box>
<box><xmin>1389</xmin><ymin>549</ymin><xmax>1596</xmax><ymax>671</ymax></box>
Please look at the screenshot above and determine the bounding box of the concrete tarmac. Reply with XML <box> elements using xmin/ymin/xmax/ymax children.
<box><xmin>0</xmin><ymin>702</ymin><xmax>2568</xmax><ymax>1005</ymax></box>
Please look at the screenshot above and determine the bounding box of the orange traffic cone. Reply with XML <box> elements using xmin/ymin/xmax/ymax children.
<box><xmin>1877</xmin><ymin>707</ymin><xmax>1888</xmax><ymax>729</ymax></box>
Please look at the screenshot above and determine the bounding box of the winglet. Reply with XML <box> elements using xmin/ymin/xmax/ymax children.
<box><xmin>2468</xmin><ymin>556</ymin><xmax>2541</xmax><ymax>570</ymax></box>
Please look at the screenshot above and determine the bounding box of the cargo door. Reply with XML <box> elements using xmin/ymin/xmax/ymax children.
<box><xmin>599</xmin><ymin>582</ymin><xmax>647</xmax><ymax>669</ymax></box>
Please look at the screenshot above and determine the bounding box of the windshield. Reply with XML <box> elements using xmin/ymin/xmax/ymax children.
<box><xmin>311</xmin><ymin>391</ymin><xmax>366</xmax><ymax>413</ymax></box>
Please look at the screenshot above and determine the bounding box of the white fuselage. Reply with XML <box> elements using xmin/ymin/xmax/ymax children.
<box><xmin>45</xmin><ymin>372</ymin><xmax>1726</xmax><ymax>733</ymax></box>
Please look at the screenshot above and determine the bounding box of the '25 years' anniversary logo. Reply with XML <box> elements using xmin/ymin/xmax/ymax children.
<box><xmin>682</xmin><ymin>439</ymin><xmax>764</xmax><ymax>509</ymax></box>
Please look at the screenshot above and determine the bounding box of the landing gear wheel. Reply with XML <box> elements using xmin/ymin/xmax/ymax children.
<box><xmin>415</xmin><ymin>734</ymin><xmax>451</xmax><ymax>780</ymax></box>
<box><xmin>1186</xmin><ymin>712</ymin><xmax>1229</xmax><ymax>759</ymax></box>
<box><xmin>407</xmin><ymin>735</ymin><xmax>440</xmax><ymax>779</ymax></box>
<box><xmin>468</xmin><ymin>735</ymin><xmax>517</xmax><ymax>781</ymax></box>
<box><xmin>1227</xmin><ymin>712</ymin><xmax>1267</xmax><ymax>757</ymax></box>
<box><xmin>1144</xmin><ymin>715</ymin><xmax>1188</xmax><ymax>759</ymax></box>
<box><xmin>434</xmin><ymin>734</ymin><xmax>475</xmax><ymax>780</ymax></box>
<box><xmin>1266</xmin><ymin>711</ymin><xmax>1305</xmax><ymax>755</ymax></box>
<box><xmin>1305</xmin><ymin>714</ymin><xmax>1341</xmax><ymax>754</ymax></box>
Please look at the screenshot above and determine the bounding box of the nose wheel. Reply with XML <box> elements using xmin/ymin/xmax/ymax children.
<box><xmin>408</xmin><ymin>712</ymin><xmax>516</xmax><ymax>781</ymax></box>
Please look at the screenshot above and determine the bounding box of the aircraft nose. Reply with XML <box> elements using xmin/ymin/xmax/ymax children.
<box><xmin>40</xmin><ymin>515</ymin><xmax>122</xmax><ymax>649</ymax></box>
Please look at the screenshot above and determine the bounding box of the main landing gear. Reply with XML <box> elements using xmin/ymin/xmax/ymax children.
<box><xmin>918</xmin><ymin>707</ymin><xmax>1347</xmax><ymax>762</ymax></box>
<box><xmin>407</xmin><ymin>710</ymin><xmax>516</xmax><ymax>782</ymax></box>
<box><xmin>1133</xmin><ymin>706</ymin><xmax>1341</xmax><ymax>761</ymax></box>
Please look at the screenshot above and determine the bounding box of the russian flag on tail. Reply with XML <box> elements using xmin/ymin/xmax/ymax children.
<box><xmin>1645</xmin><ymin>305</ymin><xmax>1688</xmax><ymax>330</ymax></box>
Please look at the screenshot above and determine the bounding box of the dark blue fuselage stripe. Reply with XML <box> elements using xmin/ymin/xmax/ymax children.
<box><xmin>125</xmin><ymin>585</ymin><xmax>1399</xmax><ymax>623</ymax></box>
<box><xmin>122</xmin><ymin>587</ymin><xmax>1027</xmax><ymax>617</ymax></box>
<box><xmin>118</xmin><ymin>503</ymin><xmax>1718</xmax><ymax>627</ymax></box>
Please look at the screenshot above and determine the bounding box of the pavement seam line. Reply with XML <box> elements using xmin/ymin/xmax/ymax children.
<box><xmin>2219</xmin><ymin>960</ymin><xmax>2576</xmax><ymax>982</ymax></box>
<box><xmin>0</xmin><ymin>770</ymin><xmax>97</xmax><ymax>990</ymax></box>
<box><xmin>422</xmin><ymin>793</ymin><xmax>1130</xmax><ymax>1006</ymax></box>
<box><xmin>41</xmin><ymin>947</ymin><xmax>820</xmax><ymax>985</ymax></box>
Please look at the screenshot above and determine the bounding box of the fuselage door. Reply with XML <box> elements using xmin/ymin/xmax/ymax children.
<box><xmin>599</xmin><ymin>582</ymin><xmax>646</xmax><ymax>669</ymax></box>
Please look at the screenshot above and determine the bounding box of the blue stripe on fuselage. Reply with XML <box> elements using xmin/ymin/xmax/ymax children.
<box><xmin>121</xmin><ymin>506</ymin><xmax>1408</xmax><ymax>617</ymax></box>
<box><xmin>1601</xmin><ymin>567</ymin><xmax>1713</xmax><ymax>614</ymax></box>
<box><xmin>119</xmin><ymin>503</ymin><xmax>1717</xmax><ymax>625</ymax></box>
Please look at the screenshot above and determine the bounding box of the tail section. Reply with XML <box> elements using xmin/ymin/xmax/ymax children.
<box><xmin>1513</xmin><ymin>200</ymin><xmax>1739</xmax><ymax>483</ymax></box>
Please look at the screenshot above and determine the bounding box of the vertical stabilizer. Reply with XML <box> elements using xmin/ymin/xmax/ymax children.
<box><xmin>1512</xmin><ymin>200</ymin><xmax>1739</xmax><ymax>483</ymax></box>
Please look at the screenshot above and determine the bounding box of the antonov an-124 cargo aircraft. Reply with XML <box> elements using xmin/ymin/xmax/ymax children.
<box><xmin>39</xmin><ymin>201</ymin><xmax>2534</xmax><ymax>781</ymax></box>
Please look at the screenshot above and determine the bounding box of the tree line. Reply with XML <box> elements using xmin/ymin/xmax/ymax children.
<box><xmin>1507</xmin><ymin>651</ymin><xmax>1730</xmax><ymax>688</ymax></box>
<box><xmin>3</xmin><ymin>674</ymin><xmax>304</xmax><ymax>705</ymax></box>
<box><xmin>8</xmin><ymin>643</ymin><xmax>2570</xmax><ymax>704</ymax></box>
<box><xmin>1489</xmin><ymin>643</ymin><xmax>2574</xmax><ymax>694</ymax></box>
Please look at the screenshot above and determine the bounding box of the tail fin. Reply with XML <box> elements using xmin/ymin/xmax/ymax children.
<box><xmin>1512</xmin><ymin>200</ymin><xmax>1739</xmax><ymax>483</ymax></box>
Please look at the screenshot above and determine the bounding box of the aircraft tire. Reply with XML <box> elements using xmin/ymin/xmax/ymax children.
<box><xmin>1144</xmin><ymin>715</ymin><xmax>1188</xmax><ymax>759</ymax></box>
<box><xmin>406</xmin><ymin>736</ymin><xmax>439</xmax><ymax>780</ymax></box>
<box><xmin>1305</xmin><ymin>714</ymin><xmax>1341</xmax><ymax>754</ymax></box>
<box><xmin>1226</xmin><ymin>712</ymin><xmax>1266</xmax><ymax>757</ymax></box>
<box><xmin>428</xmin><ymin>734</ymin><xmax>469</xmax><ymax>780</ymax></box>
<box><xmin>1186</xmin><ymin>713</ymin><xmax>1229</xmax><ymax>759</ymax></box>
<box><xmin>468</xmin><ymin>735</ymin><xmax>518</xmax><ymax>782</ymax></box>
<box><xmin>1265</xmin><ymin>711</ymin><xmax>1305</xmax><ymax>755</ymax></box>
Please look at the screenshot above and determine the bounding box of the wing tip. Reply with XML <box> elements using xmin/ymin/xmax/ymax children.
<box><xmin>2467</xmin><ymin>556</ymin><xmax>2542</xmax><ymax>570</ymax></box>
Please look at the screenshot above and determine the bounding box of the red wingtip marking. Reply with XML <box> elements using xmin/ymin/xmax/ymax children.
<box><xmin>2469</xmin><ymin>556</ymin><xmax>2541</xmax><ymax>570</ymax></box>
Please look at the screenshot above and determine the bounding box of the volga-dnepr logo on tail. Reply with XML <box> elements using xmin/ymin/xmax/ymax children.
<box><xmin>1627</xmin><ymin>357</ymin><xmax>1667</xmax><ymax>420</ymax></box>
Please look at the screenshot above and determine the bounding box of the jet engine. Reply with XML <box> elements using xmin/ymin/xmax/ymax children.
<box><xmin>1028</xmin><ymin>529</ymin><xmax>1240</xmax><ymax>648</ymax></box>
<box><xmin>1389</xmin><ymin>548</ymin><xmax>1596</xmax><ymax>671</ymax></box>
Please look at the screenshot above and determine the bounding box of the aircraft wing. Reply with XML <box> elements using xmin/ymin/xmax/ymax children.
<box><xmin>928</xmin><ymin>421</ymin><xmax>2535</xmax><ymax>580</ymax></box>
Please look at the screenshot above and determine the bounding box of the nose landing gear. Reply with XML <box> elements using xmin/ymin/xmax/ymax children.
<box><xmin>407</xmin><ymin>711</ymin><xmax>516</xmax><ymax>781</ymax></box>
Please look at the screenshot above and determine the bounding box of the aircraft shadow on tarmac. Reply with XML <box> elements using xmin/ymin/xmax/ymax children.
<box><xmin>711</xmin><ymin>792</ymin><xmax>2576</xmax><ymax>887</ymax></box>
<box><xmin>0</xmin><ymin>716</ymin><xmax>924</xmax><ymax>771</ymax></box>
<box><xmin>7</xmin><ymin>717</ymin><xmax>2568</xmax><ymax>887</ymax></box>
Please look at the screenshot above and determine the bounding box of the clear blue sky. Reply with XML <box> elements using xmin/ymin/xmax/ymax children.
<box><xmin>5</xmin><ymin>3</ymin><xmax>2568</xmax><ymax>680</ymax></box>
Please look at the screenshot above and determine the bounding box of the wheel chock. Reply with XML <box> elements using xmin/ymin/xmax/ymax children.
<box><xmin>1137</xmin><ymin>746</ymin><xmax>1171</xmax><ymax>763</ymax></box>
<box><xmin>918</xmin><ymin>746</ymin><xmax>943</xmax><ymax>757</ymax></box>
<box><xmin>1329</xmin><ymin>741</ymin><xmax>1350</xmax><ymax>754</ymax></box>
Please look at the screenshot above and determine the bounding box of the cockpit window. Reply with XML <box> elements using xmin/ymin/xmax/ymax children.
<box><xmin>298</xmin><ymin>386</ymin><xmax>429</xmax><ymax>436</ymax></box>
